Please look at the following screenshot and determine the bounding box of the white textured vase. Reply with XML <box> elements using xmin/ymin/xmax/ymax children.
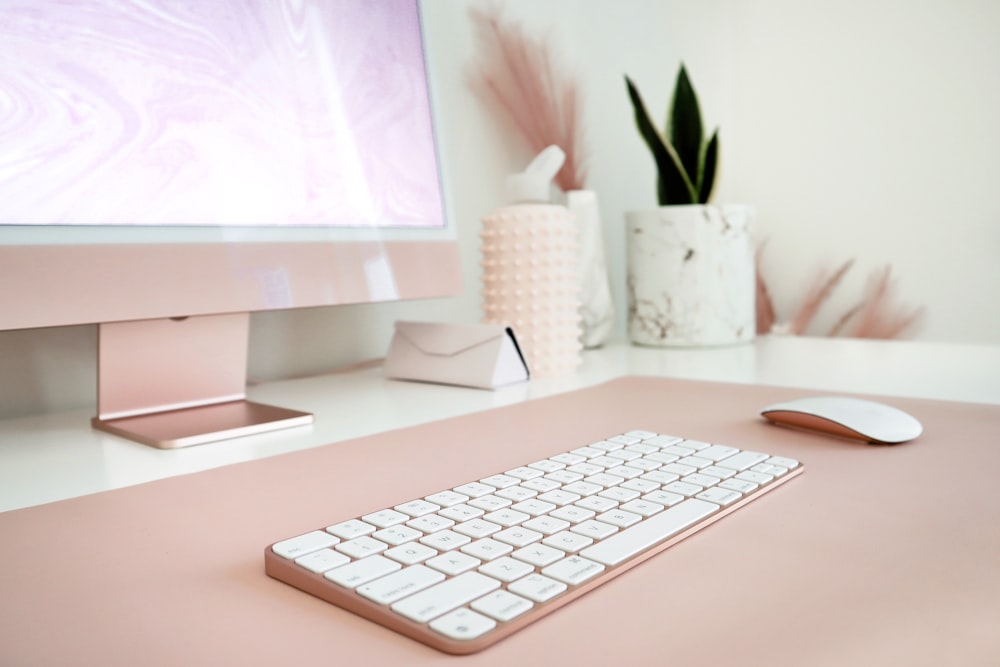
<box><xmin>567</xmin><ymin>190</ymin><xmax>614</xmax><ymax>348</ymax></box>
<box><xmin>481</xmin><ymin>204</ymin><xmax>582</xmax><ymax>376</ymax></box>
<box><xmin>626</xmin><ymin>204</ymin><xmax>755</xmax><ymax>347</ymax></box>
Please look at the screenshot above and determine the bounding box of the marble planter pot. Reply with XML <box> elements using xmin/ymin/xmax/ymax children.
<box><xmin>626</xmin><ymin>204</ymin><xmax>755</xmax><ymax>346</ymax></box>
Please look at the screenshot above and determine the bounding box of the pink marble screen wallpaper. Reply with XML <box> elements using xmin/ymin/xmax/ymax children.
<box><xmin>0</xmin><ymin>0</ymin><xmax>444</xmax><ymax>227</ymax></box>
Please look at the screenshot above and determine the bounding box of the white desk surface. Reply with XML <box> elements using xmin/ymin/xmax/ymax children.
<box><xmin>2</xmin><ymin>335</ymin><xmax>999</xmax><ymax>513</ymax></box>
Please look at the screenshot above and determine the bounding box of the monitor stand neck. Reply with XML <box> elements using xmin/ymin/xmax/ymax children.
<box><xmin>91</xmin><ymin>313</ymin><xmax>312</xmax><ymax>448</ymax></box>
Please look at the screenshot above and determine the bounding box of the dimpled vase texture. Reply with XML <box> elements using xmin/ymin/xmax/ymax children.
<box><xmin>481</xmin><ymin>204</ymin><xmax>582</xmax><ymax>375</ymax></box>
<box><xmin>626</xmin><ymin>205</ymin><xmax>755</xmax><ymax>346</ymax></box>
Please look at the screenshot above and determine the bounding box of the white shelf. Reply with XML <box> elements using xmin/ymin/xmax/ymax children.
<box><xmin>2</xmin><ymin>336</ymin><xmax>998</xmax><ymax>513</ymax></box>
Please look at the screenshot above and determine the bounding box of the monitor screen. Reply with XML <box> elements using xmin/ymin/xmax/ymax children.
<box><xmin>0</xmin><ymin>0</ymin><xmax>462</xmax><ymax>446</ymax></box>
<box><xmin>1</xmin><ymin>0</ymin><xmax>444</xmax><ymax>232</ymax></box>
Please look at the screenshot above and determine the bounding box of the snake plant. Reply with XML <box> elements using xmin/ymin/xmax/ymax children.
<box><xmin>625</xmin><ymin>64</ymin><xmax>718</xmax><ymax>205</ymax></box>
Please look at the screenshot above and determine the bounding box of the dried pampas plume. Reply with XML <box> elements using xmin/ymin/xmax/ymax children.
<box><xmin>757</xmin><ymin>246</ymin><xmax>924</xmax><ymax>339</ymax></box>
<box><xmin>835</xmin><ymin>265</ymin><xmax>926</xmax><ymax>339</ymax></box>
<box><xmin>468</xmin><ymin>5</ymin><xmax>586</xmax><ymax>191</ymax></box>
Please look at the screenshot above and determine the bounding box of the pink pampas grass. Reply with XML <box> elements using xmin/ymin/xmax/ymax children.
<box><xmin>757</xmin><ymin>246</ymin><xmax>924</xmax><ymax>339</ymax></box>
<box><xmin>468</xmin><ymin>5</ymin><xmax>587</xmax><ymax>191</ymax></box>
<box><xmin>836</xmin><ymin>265</ymin><xmax>926</xmax><ymax>338</ymax></box>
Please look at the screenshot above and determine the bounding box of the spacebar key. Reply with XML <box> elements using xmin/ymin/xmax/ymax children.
<box><xmin>580</xmin><ymin>499</ymin><xmax>718</xmax><ymax>566</ymax></box>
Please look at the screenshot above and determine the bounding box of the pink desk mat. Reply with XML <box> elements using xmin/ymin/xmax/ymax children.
<box><xmin>2</xmin><ymin>376</ymin><xmax>998</xmax><ymax>666</ymax></box>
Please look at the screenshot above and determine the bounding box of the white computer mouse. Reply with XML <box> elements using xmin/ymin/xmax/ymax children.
<box><xmin>760</xmin><ymin>396</ymin><xmax>923</xmax><ymax>444</ymax></box>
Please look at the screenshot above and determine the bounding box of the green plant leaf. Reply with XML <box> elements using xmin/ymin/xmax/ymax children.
<box><xmin>669</xmin><ymin>64</ymin><xmax>704</xmax><ymax>190</ymax></box>
<box><xmin>698</xmin><ymin>129</ymin><xmax>719</xmax><ymax>203</ymax></box>
<box><xmin>625</xmin><ymin>75</ymin><xmax>696</xmax><ymax>205</ymax></box>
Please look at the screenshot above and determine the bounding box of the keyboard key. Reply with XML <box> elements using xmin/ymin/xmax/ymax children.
<box><xmin>541</xmin><ymin>555</ymin><xmax>605</xmax><ymax>586</ymax></box>
<box><xmin>644</xmin><ymin>434</ymin><xmax>683</xmax><ymax>447</ymax></box>
<box><xmin>698</xmin><ymin>444</ymin><xmax>741</xmax><ymax>461</ymax></box>
<box><xmin>752</xmin><ymin>463</ymin><xmax>789</xmax><ymax>477</ymax></box>
<box><xmin>371</xmin><ymin>525</ymin><xmax>422</xmax><ymax>546</ymax></box>
<box><xmin>507</xmin><ymin>574</ymin><xmax>566</xmax><ymax>602</ymax></box>
<box><xmin>395</xmin><ymin>499</ymin><xmax>441</xmax><ymax>517</ymax></box>
<box><xmin>701</xmin><ymin>465</ymin><xmax>738</xmax><ymax>479</ymax></box>
<box><xmin>683</xmin><ymin>473</ymin><xmax>723</xmax><ymax>488</ymax></box>
<box><xmin>425</xmin><ymin>490</ymin><xmax>470</xmax><ymax>508</ymax></box>
<box><xmin>598</xmin><ymin>487</ymin><xmax>640</xmax><ymax>503</ymax></box>
<box><xmin>527</xmin><ymin>459</ymin><xmax>566</xmax><ymax>473</ymax></box>
<box><xmin>492</xmin><ymin>526</ymin><xmax>543</xmax><ymax>547</ymax></box>
<box><xmin>477</xmin><ymin>556</ymin><xmax>534</xmax><ymax>582</ymax></box>
<box><xmin>384</xmin><ymin>542</ymin><xmax>439</xmax><ymax>565</ymax></box>
<box><xmin>495</xmin><ymin>486</ymin><xmax>537</xmax><ymax>502</ymax></box>
<box><xmin>294</xmin><ymin>548</ymin><xmax>350</xmax><ymax>573</ymax></box>
<box><xmin>696</xmin><ymin>487</ymin><xmax>742</xmax><ymax>506</ymax></box>
<box><xmin>549</xmin><ymin>452</ymin><xmax>586</xmax><ymax>465</ymax></box>
<box><xmin>419</xmin><ymin>529</ymin><xmax>471</xmax><ymax>552</ymax></box>
<box><xmin>453</xmin><ymin>482</ymin><xmax>495</xmax><ymax>498</ymax></box>
<box><xmin>545</xmin><ymin>470</ymin><xmax>583</xmax><ymax>484</ymax></box>
<box><xmin>520</xmin><ymin>477</ymin><xmax>561</xmax><ymax>493</ymax></box>
<box><xmin>336</xmin><ymin>536</ymin><xmax>388</xmax><ymax>559</ymax></box>
<box><xmin>480</xmin><ymin>474</ymin><xmax>519</xmax><ymax>489</ymax></box>
<box><xmin>425</xmin><ymin>551</ymin><xmax>481</xmax><ymax>576</ymax></box>
<box><xmin>641</xmin><ymin>470</ymin><xmax>680</xmax><ymax>485</ymax></box>
<box><xmin>452</xmin><ymin>519</ymin><xmax>501</xmax><ymax>539</ymax></box>
<box><xmin>362</xmin><ymin>509</ymin><xmax>409</xmax><ymax>528</ymax></box>
<box><xmin>326</xmin><ymin>519</ymin><xmax>375</xmax><ymax>540</ymax></box>
<box><xmin>570</xmin><ymin>519</ymin><xmax>618</xmax><ymax>540</ymax></box>
<box><xmin>680</xmin><ymin>440</ymin><xmax>711</xmax><ymax>451</ymax></box>
<box><xmin>392</xmin><ymin>572</ymin><xmax>500</xmax><ymax>623</ymax></box>
<box><xmin>521</xmin><ymin>515</ymin><xmax>570</xmax><ymax>535</ymax></box>
<box><xmin>461</xmin><ymin>538</ymin><xmax>514</xmax><ymax>561</ymax></box>
<box><xmin>581</xmin><ymin>499</ymin><xmax>718</xmax><ymax>566</ymax></box>
<box><xmin>510</xmin><ymin>543</ymin><xmax>565</xmax><ymax>567</ymax></box>
<box><xmin>510</xmin><ymin>499</ymin><xmax>556</xmax><ymax>516</ymax></box>
<box><xmin>570</xmin><ymin>445</ymin><xmax>604</xmax><ymax>458</ymax></box>
<box><xmin>719</xmin><ymin>478</ymin><xmax>759</xmax><ymax>494</ymax></box>
<box><xmin>272</xmin><ymin>530</ymin><xmax>339</xmax><ymax>559</ymax></box>
<box><xmin>620</xmin><ymin>478</ymin><xmax>659</xmax><ymax>494</ymax></box>
<box><xmin>596</xmin><ymin>509</ymin><xmax>642</xmax><ymax>528</ymax></box>
<box><xmin>505</xmin><ymin>466</ymin><xmax>543</xmax><ymax>480</ymax></box>
<box><xmin>536</xmin><ymin>490</ymin><xmax>580</xmax><ymax>506</ymax></box>
<box><xmin>482</xmin><ymin>509</ymin><xmax>530</xmax><ymax>527</ymax></box>
<box><xmin>642</xmin><ymin>490</ymin><xmax>684</xmax><ymax>507</ymax></box>
<box><xmin>325</xmin><ymin>555</ymin><xmax>401</xmax><ymax>588</ymax></box>
<box><xmin>471</xmin><ymin>589</ymin><xmax>534</xmax><ymax>622</ymax></box>
<box><xmin>407</xmin><ymin>514</ymin><xmax>455</xmax><ymax>533</ymax></box>
<box><xmin>716</xmin><ymin>450</ymin><xmax>769</xmax><ymax>471</ymax></box>
<box><xmin>663</xmin><ymin>481</ymin><xmax>703</xmax><ymax>497</ymax></box>
<box><xmin>437</xmin><ymin>503</ymin><xmax>484</xmax><ymax>522</ymax></box>
<box><xmin>606</xmin><ymin>465</ymin><xmax>643</xmax><ymax>479</ymax></box>
<box><xmin>567</xmin><ymin>462</ymin><xmax>604</xmax><ymax>476</ymax></box>
<box><xmin>677</xmin><ymin>455</ymin><xmax>714</xmax><ymax>469</ymax></box>
<box><xmin>468</xmin><ymin>495</ymin><xmax>512</xmax><ymax>511</ymax></box>
<box><xmin>356</xmin><ymin>564</ymin><xmax>445</xmax><ymax>605</ymax></box>
<box><xmin>542</xmin><ymin>530</ymin><xmax>593</xmax><ymax>553</ymax></box>
<box><xmin>736</xmin><ymin>470</ymin><xmax>774</xmax><ymax>485</ymax></box>
<box><xmin>573</xmin><ymin>495</ymin><xmax>618</xmax><ymax>513</ymax></box>
<box><xmin>561</xmin><ymin>481</ymin><xmax>602</xmax><ymax>496</ymax></box>
<box><xmin>429</xmin><ymin>608</ymin><xmax>496</xmax><ymax>641</ymax></box>
<box><xmin>549</xmin><ymin>505</ymin><xmax>595</xmax><ymax>524</ymax></box>
<box><xmin>619</xmin><ymin>499</ymin><xmax>664</xmax><ymax>517</ymax></box>
<box><xmin>767</xmin><ymin>456</ymin><xmax>800</xmax><ymax>470</ymax></box>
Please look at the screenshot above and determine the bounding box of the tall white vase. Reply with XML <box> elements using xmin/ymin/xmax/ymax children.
<box><xmin>626</xmin><ymin>204</ymin><xmax>755</xmax><ymax>347</ymax></box>
<box><xmin>567</xmin><ymin>190</ymin><xmax>614</xmax><ymax>348</ymax></box>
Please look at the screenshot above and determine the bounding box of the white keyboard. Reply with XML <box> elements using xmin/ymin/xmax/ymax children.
<box><xmin>264</xmin><ymin>431</ymin><xmax>802</xmax><ymax>654</ymax></box>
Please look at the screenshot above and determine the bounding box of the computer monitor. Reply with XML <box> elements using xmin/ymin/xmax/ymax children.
<box><xmin>0</xmin><ymin>0</ymin><xmax>461</xmax><ymax>447</ymax></box>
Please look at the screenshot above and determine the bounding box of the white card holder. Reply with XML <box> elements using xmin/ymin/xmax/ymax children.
<box><xmin>383</xmin><ymin>321</ymin><xmax>529</xmax><ymax>389</ymax></box>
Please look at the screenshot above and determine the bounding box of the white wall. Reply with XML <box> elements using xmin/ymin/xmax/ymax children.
<box><xmin>2</xmin><ymin>0</ymin><xmax>998</xmax><ymax>419</ymax></box>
